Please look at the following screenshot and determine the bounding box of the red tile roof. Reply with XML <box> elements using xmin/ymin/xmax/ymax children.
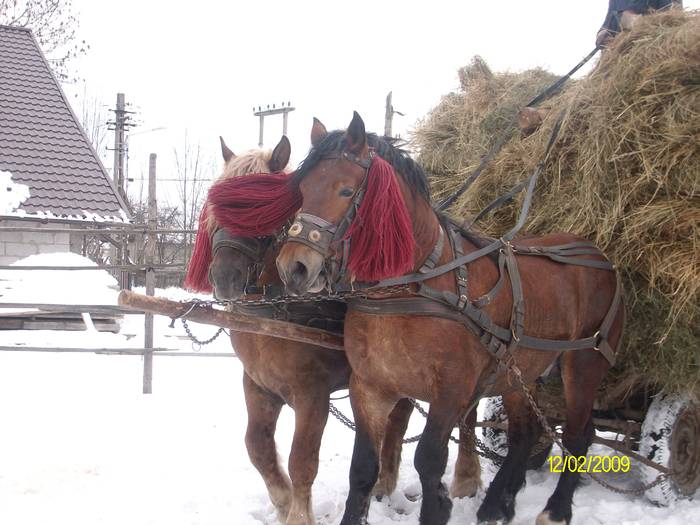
<box><xmin>0</xmin><ymin>25</ymin><xmax>130</xmax><ymax>220</ymax></box>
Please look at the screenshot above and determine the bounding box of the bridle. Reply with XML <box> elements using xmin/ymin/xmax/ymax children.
<box><xmin>209</xmin><ymin>227</ymin><xmax>273</xmax><ymax>297</ymax></box>
<box><xmin>284</xmin><ymin>149</ymin><xmax>375</xmax><ymax>287</ymax></box>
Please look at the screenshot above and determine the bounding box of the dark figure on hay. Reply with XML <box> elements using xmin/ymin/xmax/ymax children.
<box><xmin>596</xmin><ymin>0</ymin><xmax>682</xmax><ymax>46</ymax></box>
<box><xmin>275</xmin><ymin>114</ymin><xmax>624</xmax><ymax>525</ymax></box>
<box><xmin>185</xmin><ymin>136</ymin><xmax>482</xmax><ymax>525</ymax></box>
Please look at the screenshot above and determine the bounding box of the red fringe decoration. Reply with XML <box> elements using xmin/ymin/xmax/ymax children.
<box><xmin>344</xmin><ymin>156</ymin><xmax>414</xmax><ymax>281</ymax></box>
<box><xmin>184</xmin><ymin>206</ymin><xmax>213</xmax><ymax>292</ymax></box>
<box><xmin>208</xmin><ymin>172</ymin><xmax>302</xmax><ymax>237</ymax></box>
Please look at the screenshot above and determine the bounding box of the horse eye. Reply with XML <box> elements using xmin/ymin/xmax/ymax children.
<box><xmin>339</xmin><ymin>187</ymin><xmax>354</xmax><ymax>198</ymax></box>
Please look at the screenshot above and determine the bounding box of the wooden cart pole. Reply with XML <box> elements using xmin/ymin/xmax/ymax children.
<box><xmin>143</xmin><ymin>153</ymin><xmax>157</xmax><ymax>394</ymax></box>
<box><xmin>118</xmin><ymin>290</ymin><xmax>345</xmax><ymax>351</ymax></box>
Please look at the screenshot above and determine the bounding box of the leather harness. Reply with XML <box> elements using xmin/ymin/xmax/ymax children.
<box><xmin>284</xmin><ymin>144</ymin><xmax>622</xmax><ymax>370</ymax></box>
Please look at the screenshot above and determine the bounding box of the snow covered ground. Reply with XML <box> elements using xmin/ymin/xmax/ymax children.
<box><xmin>0</xmin><ymin>254</ymin><xmax>698</xmax><ymax>524</ymax></box>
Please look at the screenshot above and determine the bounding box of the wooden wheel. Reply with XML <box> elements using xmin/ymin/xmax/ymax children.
<box><xmin>639</xmin><ymin>393</ymin><xmax>700</xmax><ymax>505</ymax></box>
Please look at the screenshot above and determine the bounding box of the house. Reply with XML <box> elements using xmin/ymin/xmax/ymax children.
<box><xmin>0</xmin><ymin>24</ymin><xmax>130</xmax><ymax>266</ymax></box>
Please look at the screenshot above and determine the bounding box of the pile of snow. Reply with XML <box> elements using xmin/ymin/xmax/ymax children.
<box><xmin>0</xmin><ymin>252</ymin><xmax>120</xmax><ymax>306</ymax></box>
<box><xmin>0</xmin><ymin>170</ymin><xmax>30</xmax><ymax>214</ymax></box>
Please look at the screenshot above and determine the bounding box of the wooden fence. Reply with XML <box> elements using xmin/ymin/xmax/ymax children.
<box><xmin>0</xmin><ymin>154</ymin><xmax>235</xmax><ymax>393</ymax></box>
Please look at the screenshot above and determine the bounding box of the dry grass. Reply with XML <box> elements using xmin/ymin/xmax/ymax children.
<box><xmin>413</xmin><ymin>10</ymin><xmax>700</xmax><ymax>395</ymax></box>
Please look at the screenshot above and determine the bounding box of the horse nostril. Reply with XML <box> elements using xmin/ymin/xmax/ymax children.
<box><xmin>291</xmin><ymin>261</ymin><xmax>309</xmax><ymax>284</ymax></box>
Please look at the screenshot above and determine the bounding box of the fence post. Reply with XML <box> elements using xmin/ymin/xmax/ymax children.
<box><xmin>143</xmin><ymin>153</ymin><xmax>157</xmax><ymax>394</ymax></box>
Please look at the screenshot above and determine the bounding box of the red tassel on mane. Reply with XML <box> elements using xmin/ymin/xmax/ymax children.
<box><xmin>344</xmin><ymin>156</ymin><xmax>414</xmax><ymax>281</ymax></box>
<box><xmin>208</xmin><ymin>172</ymin><xmax>302</xmax><ymax>237</ymax></box>
<box><xmin>184</xmin><ymin>206</ymin><xmax>213</xmax><ymax>292</ymax></box>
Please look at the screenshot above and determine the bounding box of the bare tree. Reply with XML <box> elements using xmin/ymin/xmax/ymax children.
<box><xmin>0</xmin><ymin>0</ymin><xmax>87</xmax><ymax>79</ymax></box>
<box><xmin>74</xmin><ymin>82</ymin><xmax>109</xmax><ymax>161</ymax></box>
<box><xmin>172</xmin><ymin>131</ymin><xmax>212</xmax><ymax>264</ymax></box>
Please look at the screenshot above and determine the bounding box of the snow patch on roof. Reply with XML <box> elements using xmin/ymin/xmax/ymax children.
<box><xmin>0</xmin><ymin>170</ymin><xmax>30</xmax><ymax>214</ymax></box>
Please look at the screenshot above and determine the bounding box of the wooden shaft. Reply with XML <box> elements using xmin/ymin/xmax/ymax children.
<box><xmin>117</xmin><ymin>290</ymin><xmax>345</xmax><ymax>352</ymax></box>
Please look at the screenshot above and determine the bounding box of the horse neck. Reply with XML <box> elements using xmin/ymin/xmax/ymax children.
<box><xmin>396</xmin><ymin>175</ymin><xmax>440</xmax><ymax>272</ymax></box>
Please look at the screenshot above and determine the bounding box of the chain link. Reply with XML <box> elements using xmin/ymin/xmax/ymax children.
<box><xmin>181</xmin><ymin>318</ymin><xmax>227</xmax><ymax>346</ymax></box>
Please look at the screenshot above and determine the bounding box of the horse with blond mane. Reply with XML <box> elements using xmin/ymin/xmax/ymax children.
<box><xmin>185</xmin><ymin>136</ymin><xmax>435</xmax><ymax>525</ymax></box>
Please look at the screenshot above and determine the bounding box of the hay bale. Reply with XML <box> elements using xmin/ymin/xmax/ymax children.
<box><xmin>413</xmin><ymin>10</ymin><xmax>700</xmax><ymax>395</ymax></box>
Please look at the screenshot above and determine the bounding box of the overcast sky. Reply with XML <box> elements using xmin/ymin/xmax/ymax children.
<box><xmin>64</xmin><ymin>0</ymin><xmax>699</xmax><ymax>204</ymax></box>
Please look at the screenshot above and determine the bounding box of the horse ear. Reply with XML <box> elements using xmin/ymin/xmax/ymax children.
<box><xmin>346</xmin><ymin>111</ymin><xmax>367</xmax><ymax>153</ymax></box>
<box><xmin>219</xmin><ymin>136</ymin><xmax>235</xmax><ymax>162</ymax></box>
<box><xmin>269</xmin><ymin>135</ymin><xmax>291</xmax><ymax>172</ymax></box>
<box><xmin>310</xmin><ymin>117</ymin><xmax>327</xmax><ymax>148</ymax></box>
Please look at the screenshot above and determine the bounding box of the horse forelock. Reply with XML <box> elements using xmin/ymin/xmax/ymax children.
<box><xmin>205</xmin><ymin>149</ymin><xmax>290</xmax><ymax>233</ymax></box>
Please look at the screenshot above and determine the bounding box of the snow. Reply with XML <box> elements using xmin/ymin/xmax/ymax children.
<box><xmin>0</xmin><ymin>169</ymin><xmax>31</xmax><ymax>214</ymax></box>
<box><xmin>0</xmin><ymin>170</ymin><xmax>128</xmax><ymax>221</ymax></box>
<box><xmin>0</xmin><ymin>253</ymin><xmax>120</xmax><ymax>314</ymax></box>
<box><xmin>0</xmin><ymin>267</ymin><xmax>698</xmax><ymax>524</ymax></box>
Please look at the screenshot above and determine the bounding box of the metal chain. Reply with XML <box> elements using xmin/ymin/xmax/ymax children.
<box><xmin>506</xmin><ymin>359</ymin><xmax>671</xmax><ymax>495</ymax></box>
<box><xmin>181</xmin><ymin>318</ymin><xmax>227</xmax><ymax>346</ymax></box>
<box><xmin>174</xmin><ymin>287</ymin><xmax>410</xmax><ymax>347</ymax></box>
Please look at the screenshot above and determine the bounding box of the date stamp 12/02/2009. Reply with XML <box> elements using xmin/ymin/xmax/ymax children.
<box><xmin>548</xmin><ymin>455</ymin><xmax>631</xmax><ymax>474</ymax></box>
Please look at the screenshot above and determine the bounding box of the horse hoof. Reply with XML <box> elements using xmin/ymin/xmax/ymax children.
<box><xmin>535</xmin><ymin>510</ymin><xmax>567</xmax><ymax>525</ymax></box>
<box><xmin>450</xmin><ymin>477</ymin><xmax>480</xmax><ymax>498</ymax></box>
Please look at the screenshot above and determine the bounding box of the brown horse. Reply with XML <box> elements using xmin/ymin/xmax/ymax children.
<box><xmin>275</xmin><ymin>114</ymin><xmax>624</xmax><ymax>525</ymax></box>
<box><xmin>187</xmin><ymin>136</ymin><xmax>468</xmax><ymax>525</ymax></box>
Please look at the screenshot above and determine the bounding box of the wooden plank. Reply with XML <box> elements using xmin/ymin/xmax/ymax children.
<box><xmin>0</xmin><ymin>264</ymin><xmax>185</xmax><ymax>271</ymax></box>
<box><xmin>0</xmin><ymin>346</ymin><xmax>172</xmax><ymax>354</ymax></box>
<box><xmin>118</xmin><ymin>290</ymin><xmax>345</xmax><ymax>352</ymax></box>
<box><xmin>0</xmin><ymin>303</ymin><xmax>136</xmax><ymax>315</ymax></box>
<box><xmin>143</xmin><ymin>153</ymin><xmax>157</xmax><ymax>394</ymax></box>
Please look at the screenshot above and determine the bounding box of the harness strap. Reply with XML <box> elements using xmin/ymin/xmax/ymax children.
<box><xmin>503</xmin><ymin>241</ymin><xmax>525</xmax><ymax>355</ymax></box>
<box><xmin>418</xmin><ymin>226</ymin><xmax>445</xmax><ymax>273</ymax></box>
<box><xmin>445</xmin><ymin>224</ymin><xmax>469</xmax><ymax>308</ymax></box>
<box><xmin>473</xmin><ymin>252</ymin><xmax>507</xmax><ymax>309</ymax></box>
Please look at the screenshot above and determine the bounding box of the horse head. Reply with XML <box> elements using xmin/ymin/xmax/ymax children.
<box><xmin>276</xmin><ymin>112</ymin><xmax>430</xmax><ymax>295</ymax></box>
<box><xmin>184</xmin><ymin>135</ymin><xmax>292</xmax><ymax>301</ymax></box>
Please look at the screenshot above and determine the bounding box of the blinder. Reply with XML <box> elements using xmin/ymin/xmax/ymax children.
<box><xmin>209</xmin><ymin>228</ymin><xmax>272</xmax><ymax>296</ymax></box>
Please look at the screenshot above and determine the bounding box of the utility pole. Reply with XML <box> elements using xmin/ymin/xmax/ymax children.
<box><xmin>384</xmin><ymin>91</ymin><xmax>405</xmax><ymax>138</ymax></box>
<box><xmin>253</xmin><ymin>102</ymin><xmax>295</xmax><ymax>147</ymax></box>
<box><xmin>107</xmin><ymin>93</ymin><xmax>135</xmax><ymax>203</ymax></box>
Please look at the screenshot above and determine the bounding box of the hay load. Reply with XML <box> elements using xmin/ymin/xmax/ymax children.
<box><xmin>414</xmin><ymin>10</ymin><xmax>699</xmax><ymax>396</ymax></box>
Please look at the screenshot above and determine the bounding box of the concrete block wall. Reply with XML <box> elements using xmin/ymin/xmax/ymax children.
<box><xmin>0</xmin><ymin>220</ymin><xmax>71</xmax><ymax>265</ymax></box>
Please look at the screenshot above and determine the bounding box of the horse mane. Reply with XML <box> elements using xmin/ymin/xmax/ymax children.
<box><xmin>185</xmin><ymin>148</ymin><xmax>286</xmax><ymax>292</ymax></box>
<box><xmin>293</xmin><ymin>131</ymin><xmax>431</xmax><ymax>202</ymax></box>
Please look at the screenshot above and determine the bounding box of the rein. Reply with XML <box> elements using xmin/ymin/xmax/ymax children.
<box><xmin>436</xmin><ymin>46</ymin><xmax>601</xmax><ymax>212</ymax></box>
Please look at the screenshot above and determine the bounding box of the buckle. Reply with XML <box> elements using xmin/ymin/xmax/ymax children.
<box><xmin>457</xmin><ymin>294</ymin><xmax>469</xmax><ymax>310</ymax></box>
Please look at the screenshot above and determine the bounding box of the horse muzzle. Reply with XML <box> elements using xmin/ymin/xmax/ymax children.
<box><xmin>276</xmin><ymin>242</ymin><xmax>326</xmax><ymax>296</ymax></box>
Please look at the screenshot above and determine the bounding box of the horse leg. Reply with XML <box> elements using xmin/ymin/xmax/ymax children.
<box><xmin>451</xmin><ymin>407</ymin><xmax>482</xmax><ymax>498</ymax></box>
<box><xmin>477</xmin><ymin>389</ymin><xmax>541</xmax><ymax>524</ymax></box>
<box><xmin>537</xmin><ymin>350</ymin><xmax>609</xmax><ymax>525</ymax></box>
<box><xmin>286</xmin><ymin>387</ymin><xmax>330</xmax><ymax>525</ymax></box>
<box><xmin>414</xmin><ymin>399</ymin><xmax>464</xmax><ymax>525</ymax></box>
<box><xmin>374</xmin><ymin>397</ymin><xmax>413</xmax><ymax>498</ymax></box>
<box><xmin>243</xmin><ymin>373</ymin><xmax>292</xmax><ymax>521</ymax></box>
<box><xmin>341</xmin><ymin>376</ymin><xmax>399</xmax><ymax>525</ymax></box>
